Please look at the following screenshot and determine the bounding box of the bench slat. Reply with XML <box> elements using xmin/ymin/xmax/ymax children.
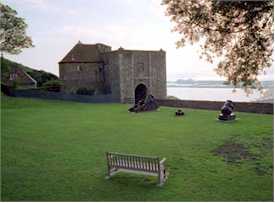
<box><xmin>118</xmin><ymin>155</ymin><xmax>121</xmax><ymax>167</ymax></box>
<box><xmin>123</xmin><ymin>156</ymin><xmax>126</xmax><ymax>168</ymax></box>
<box><xmin>109</xmin><ymin>153</ymin><xmax>112</xmax><ymax>166</ymax></box>
<box><xmin>154</xmin><ymin>159</ymin><xmax>158</xmax><ymax>172</ymax></box>
<box><xmin>115</xmin><ymin>155</ymin><xmax>118</xmax><ymax>167</ymax></box>
<box><xmin>125</xmin><ymin>155</ymin><xmax>128</xmax><ymax>168</ymax></box>
<box><xmin>120</xmin><ymin>155</ymin><xmax>124</xmax><ymax>167</ymax></box>
<box><xmin>134</xmin><ymin>156</ymin><xmax>137</xmax><ymax>169</ymax></box>
<box><xmin>151</xmin><ymin>160</ymin><xmax>154</xmax><ymax>172</ymax></box>
<box><xmin>130</xmin><ymin>156</ymin><xmax>133</xmax><ymax>168</ymax></box>
<box><xmin>144</xmin><ymin>158</ymin><xmax>148</xmax><ymax>170</ymax></box>
<box><xmin>151</xmin><ymin>159</ymin><xmax>155</xmax><ymax>172</ymax></box>
<box><xmin>137</xmin><ymin>157</ymin><xmax>140</xmax><ymax>169</ymax></box>
<box><xmin>119</xmin><ymin>155</ymin><xmax>123</xmax><ymax>167</ymax></box>
<box><xmin>148</xmin><ymin>159</ymin><xmax>152</xmax><ymax>172</ymax></box>
<box><xmin>108</xmin><ymin>152</ymin><xmax>159</xmax><ymax>159</ymax></box>
<box><xmin>145</xmin><ymin>158</ymin><xmax>149</xmax><ymax>171</ymax></box>
<box><xmin>148</xmin><ymin>159</ymin><xmax>151</xmax><ymax>171</ymax></box>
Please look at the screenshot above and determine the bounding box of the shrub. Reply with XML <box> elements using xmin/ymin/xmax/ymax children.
<box><xmin>42</xmin><ymin>80</ymin><xmax>63</xmax><ymax>92</ymax></box>
<box><xmin>28</xmin><ymin>70</ymin><xmax>58</xmax><ymax>87</ymax></box>
<box><xmin>76</xmin><ymin>88</ymin><xmax>95</xmax><ymax>95</ymax></box>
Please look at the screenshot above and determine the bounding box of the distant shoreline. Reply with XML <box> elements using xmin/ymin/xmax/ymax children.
<box><xmin>166</xmin><ymin>85</ymin><xmax>265</xmax><ymax>89</ymax></box>
<box><xmin>167</xmin><ymin>85</ymin><xmax>273</xmax><ymax>103</ymax></box>
<box><xmin>167</xmin><ymin>80</ymin><xmax>273</xmax><ymax>89</ymax></box>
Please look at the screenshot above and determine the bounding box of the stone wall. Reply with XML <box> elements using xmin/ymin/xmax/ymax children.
<box><xmin>59</xmin><ymin>62</ymin><xmax>106</xmax><ymax>93</ymax></box>
<box><xmin>108</xmin><ymin>49</ymin><xmax>166</xmax><ymax>103</ymax></box>
<box><xmin>119</xmin><ymin>50</ymin><xmax>134</xmax><ymax>102</ymax></box>
<box><xmin>103</xmin><ymin>52</ymin><xmax>121</xmax><ymax>100</ymax></box>
<box><xmin>155</xmin><ymin>99</ymin><xmax>273</xmax><ymax>114</ymax></box>
<box><xmin>150</xmin><ymin>51</ymin><xmax>166</xmax><ymax>99</ymax></box>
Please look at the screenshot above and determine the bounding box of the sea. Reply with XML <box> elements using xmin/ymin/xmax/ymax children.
<box><xmin>166</xmin><ymin>81</ymin><xmax>274</xmax><ymax>102</ymax></box>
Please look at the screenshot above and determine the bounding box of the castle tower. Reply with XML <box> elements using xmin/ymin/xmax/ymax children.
<box><xmin>105</xmin><ymin>48</ymin><xmax>166</xmax><ymax>103</ymax></box>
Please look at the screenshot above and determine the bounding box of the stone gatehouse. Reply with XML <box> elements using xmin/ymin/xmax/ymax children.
<box><xmin>59</xmin><ymin>41</ymin><xmax>166</xmax><ymax>103</ymax></box>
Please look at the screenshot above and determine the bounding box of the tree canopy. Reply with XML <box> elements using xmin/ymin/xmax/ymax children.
<box><xmin>162</xmin><ymin>0</ymin><xmax>273</xmax><ymax>90</ymax></box>
<box><xmin>0</xmin><ymin>3</ymin><xmax>33</xmax><ymax>55</ymax></box>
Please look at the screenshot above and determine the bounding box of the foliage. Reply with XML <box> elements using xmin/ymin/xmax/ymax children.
<box><xmin>76</xmin><ymin>87</ymin><xmax>95</xmax><ymax>95</ymax></box>
<box><xmin>0</xmin><ymin>3</ymin><xmax>33</xmax><ymax>54</ymax></box>
<box><xmin>162</xmin><ymin>0</ymin><xmax>273</xmax><ymax>90</ymax></box>
<box><xmin>42</xmin><ymin>80</ymin><xmax>63</xmax><ymax>92</ymax></box>
<box><xmin>1</xmin><ymin>57</ymin><xmax>58</xmax><ymax>86</ymax></box>
<box><xmin>28</xmin><ymin>70</ymin><xmax>58</xmax><ymax>87</ymax></box>
<box><xmin>1</xmin><ymin>97</ymin><xmax>273</xmax><ymax>201</ymax></box>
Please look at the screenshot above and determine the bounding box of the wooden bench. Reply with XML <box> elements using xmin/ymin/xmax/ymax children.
<box><xmin>105</xmin><ymin>152</ymin><xmax>167</xmax><ymax>186</ymax></box>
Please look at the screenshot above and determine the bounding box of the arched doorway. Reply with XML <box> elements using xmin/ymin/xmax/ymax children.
<box><xmin>135</xmin><ymin>84</ymin><xmax>147</xmax><ymax>104</ymax></box>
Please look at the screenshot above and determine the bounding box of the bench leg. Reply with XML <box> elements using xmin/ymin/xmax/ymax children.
<box><xmin>157</xmin><ymin>168</ymin><xmax>166</xmax><ymax>186</ymax></box>
<box><xmin>158</xmin><ymin>172</ymin><xmax>163</xmax><ymax>186</ymax></box>
<box><xmin>158</xmin><ymin>175</ymin><xmax>164</xmax><ymax>186</ymax></box>
<box><xmin>105</xmin><ymin>168</ymin><xmax>118</xmax><ymax>179</ymax></box>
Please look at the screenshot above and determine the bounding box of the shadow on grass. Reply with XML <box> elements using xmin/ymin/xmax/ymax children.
<box><xmin>105</xmin><ymin>173</ymin><xmax>161</xmax><ymax>188</ymax></box>
<box><xmin>212</xmin><ymin>136</ymin><xmax>273</xmax><ymax>176</ymax></box>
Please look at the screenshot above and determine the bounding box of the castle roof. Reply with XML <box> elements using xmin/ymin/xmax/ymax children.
<box><xmin>59</xmin><ymin>42</ymin><xmax>111</xmax><ymax>63</ymax></box>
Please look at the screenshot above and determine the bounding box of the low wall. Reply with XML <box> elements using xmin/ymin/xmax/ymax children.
<box><xmin>123</xmin><ymin>98</ymin><xmax>135</xmax><ymax>104</ymax></box>
<box><xmin>9</xmin><ymin>90</ymin><xmax>274</xmax><ymax>114</ymax></box>
<box><xmin>156</xmin><ymin>99</ymin><xmax>273</xmax><ymax>114</ymax></box>
<box><xmin>12</xmin><ymin>89</ymin><xmax>120</xmax><ymax>103</ymax></box>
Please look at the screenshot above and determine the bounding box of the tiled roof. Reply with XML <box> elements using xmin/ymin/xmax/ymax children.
<box><xmin>59</xmin><ymin>42</ymin><xmax>110</xmax><ymax>63</ymax></box>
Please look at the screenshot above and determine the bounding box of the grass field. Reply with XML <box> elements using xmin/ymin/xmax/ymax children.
<box><xmin>1</xmin><ymin>96</ymin><xmax>273</xmax><ymax>201</ymax></box>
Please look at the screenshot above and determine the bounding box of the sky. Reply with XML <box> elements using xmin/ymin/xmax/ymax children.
<box><xmin>2</xmin><ymin>0</ymin><xmax>273</xmax><ymax>81</ymax></box>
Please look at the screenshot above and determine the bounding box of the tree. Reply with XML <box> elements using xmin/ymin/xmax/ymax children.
<box><xmin>162</xmin><ymin>0</ymin><xmax>273</xmax><ymax>91</ymax></box>
<box><xmin>0</xmin><ymin>3</ymin><xmax>33</xmax><ymax>55</ymax></box>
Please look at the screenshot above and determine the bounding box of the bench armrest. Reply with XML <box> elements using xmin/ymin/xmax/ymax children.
<box><xmin>160</xmin><ymin>158</ymin><xmax>166</xmax><ymax>165</ymax></box>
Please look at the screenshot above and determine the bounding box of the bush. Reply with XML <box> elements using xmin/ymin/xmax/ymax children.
<box><xmin>76</xmin><ymin>88</ymin><xmax>95</xmax><ymax>95</ymax></box>
<box><xmin>1</xmin><ymin>83</ymin><xmax>15</xmax><ymax>96</ymax></box>
<box><xmin>28</xmin><ymin>70</ymin><xmax>58</xmax><ymax>87</ymax></box>
<box><xmin>42</xmin><ymin>80</ymin><xmax>63</xmax><ymax>92</ymax></box>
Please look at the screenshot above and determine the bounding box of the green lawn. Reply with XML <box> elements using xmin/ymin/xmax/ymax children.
<box><xmin>1</xmin><ymin>96</ymin><xmax>273</xmax><ymax>201</ymax></box>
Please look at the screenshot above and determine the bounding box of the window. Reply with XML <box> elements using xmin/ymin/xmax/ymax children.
<box><xmin>137</xmin><ymin>62</ymin><xmax>144</xmax><ymax>72</ymax></box>
<box><xmin>77</xmin><ymin>65</ymin><xmax>81</xmax><ymax>71</ymax></box>
<box><xmin>9</xmin><ymin>73</ymin><xmax>17</xmax><ymax>80</ymax></box>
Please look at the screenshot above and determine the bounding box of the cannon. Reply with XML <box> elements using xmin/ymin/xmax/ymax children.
<box><xmin>175</xmin><ymin>109</ymin><xmax>184</xmax><ymax>116</ymax></box>
<box><xmin>218</xmin><ymin>100</ymin><xmax>236</xmax><ymax>121</ymax></box>
<box><xmin>128</xmin><ymin>94</ymin><xmax>159</xmax><ymax>113</ymax></box>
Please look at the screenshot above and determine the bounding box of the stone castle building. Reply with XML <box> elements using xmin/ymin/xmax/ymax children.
<box><xmin>59</xmin><ymin>41</ymin><xmax>166</xmax><ymax>103</ymax></box>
